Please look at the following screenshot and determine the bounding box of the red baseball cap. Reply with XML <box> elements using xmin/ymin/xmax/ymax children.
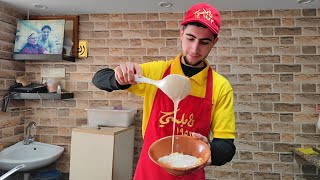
<box><xmin>180</xmin><ymin>2</ymin><xmax>221</xmax><ymax>35</ymax></box>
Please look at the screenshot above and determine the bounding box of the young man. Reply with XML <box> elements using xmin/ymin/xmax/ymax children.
<box><xmin>92</xmin><ymin>2</ymin><xmax>236</xmax><ymax>180</ymax></box>
<box><xmin>38</xmin><ymin>25</ymin><xmax>57</xmax><ymax>54</ymax></box>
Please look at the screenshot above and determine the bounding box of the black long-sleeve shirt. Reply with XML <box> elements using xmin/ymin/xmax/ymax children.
<box><xmin>92</xmin><ymin>64</ymin><xmax>236</xmax><ymax>166</ymax></box>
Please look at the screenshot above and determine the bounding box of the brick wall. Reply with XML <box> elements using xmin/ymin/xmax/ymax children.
<box><xmin>1</xmin><ymin>3</ymin><xmax>320</xmax><ymax>179</ymax></box>
<box><xmin>0</xmin><ymin>2</ymin><xmax>27</xmax><ymax>147</ymax></box>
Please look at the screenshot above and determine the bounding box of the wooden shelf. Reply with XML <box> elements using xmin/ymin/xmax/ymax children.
<box><xmin>13</xmin><ymin>54</ymin><xmax>75</xmax><ymax>62</ymax></box>
<box><xmin>10</xmin><ymin>92</ymin><xmax>74</xmax><ymax>100</ymax></box>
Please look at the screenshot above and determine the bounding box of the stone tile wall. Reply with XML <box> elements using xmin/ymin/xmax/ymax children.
<box><xmin>1</xmin><ymin>2</ymin><xmax>320</xmax><ymax>179</ymax></box>
<box><xmin>0</xmin><ymin>2</ymin><xmax>27</xmax><ymax>147</ymax></box>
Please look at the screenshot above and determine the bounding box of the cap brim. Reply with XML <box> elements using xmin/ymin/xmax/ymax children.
<box><xmin>180</xmin><ymin>19</ymin><xmax>219</xmax><ymax>35</ymax></box>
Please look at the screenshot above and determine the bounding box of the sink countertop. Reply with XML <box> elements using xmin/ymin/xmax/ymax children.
<box><xmin>291</xmin><ymin>148</ymin><xmax>320</xmax><ymax>169</ymax></box>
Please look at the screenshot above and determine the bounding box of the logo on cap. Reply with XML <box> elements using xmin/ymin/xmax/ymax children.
<box><xmin>193</xmin><ymin>8</ymin><xmax>214</xmax><ymax>24</ymax></box>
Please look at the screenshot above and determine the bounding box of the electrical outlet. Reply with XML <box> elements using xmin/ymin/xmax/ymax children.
<box><xmin>41</xmin><ymin>68</ymin><xmax>65</xmax><ymax>78</ymax></box>
<box><xmin>40</xmin><ymin>68</ymin><xmax>66</xmax><ymax>89</ymax></box>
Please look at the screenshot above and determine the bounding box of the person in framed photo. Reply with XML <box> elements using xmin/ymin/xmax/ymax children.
<box><xmin>14</xmin><ymin>20</ymin><xmax>65</xmax><ymax>54</ymax></box>
<box><xmin>20</xmin><ymin>31</ymin><xmax>47</xmax><ymax>54</ymax></box>
<box><xmin>38</xmin><ymin>25</ymin><xmax>58</xmax><ymax>54</ymax></box>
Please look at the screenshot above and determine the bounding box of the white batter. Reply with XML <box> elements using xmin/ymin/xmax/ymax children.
<box><xmin>158</xmin><ymin>152</ymin><xmax>202</xmax><ymax>168</ymax></box>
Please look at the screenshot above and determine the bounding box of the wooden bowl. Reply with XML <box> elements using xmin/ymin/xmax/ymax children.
<box><xmin>148</xmin><ymin>135</ymin><xmax>210</xmax><ymax>176</ymax></box>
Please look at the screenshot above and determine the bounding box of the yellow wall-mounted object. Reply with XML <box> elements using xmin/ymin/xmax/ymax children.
<box><xmin>296</xmin><ymin>148</ymin><xmax>318</xmax><ymax>155</ymax></box>
<box><xmin>78</xmin><ymin>40</ymin><xmax>88</xmax><ymax>58</ymax></box>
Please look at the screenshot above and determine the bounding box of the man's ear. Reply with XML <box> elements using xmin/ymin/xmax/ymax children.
<box><xmin>179</xmin><ymin>27</ymin><xmax>184</xmax><ymax>40</ymax></box>
<box><xmin>212</xmin><ymin>37</ymin><xmax>219</xmax><ymax>47</ymax></box>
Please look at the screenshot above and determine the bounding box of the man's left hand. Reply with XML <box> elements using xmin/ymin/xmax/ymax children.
<box><xmin>192</xmin><ymin>132</ymin><xmax>212</xmax><ymax>166</ymax></box>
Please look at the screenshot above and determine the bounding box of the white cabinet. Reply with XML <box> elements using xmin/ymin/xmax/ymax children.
<box><xmin>69</xmin><ymin>126</ymin><xmax>135</xmax><ymax>180</ymax></box>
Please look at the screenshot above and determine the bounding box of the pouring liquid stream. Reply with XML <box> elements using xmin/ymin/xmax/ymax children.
<box><xmin>171</xmin><ymin>99</ymin><xmax>179</xmax><ymax>153</ymax></box>
<box><xmin>134</xmin><ymin>74</ymin><xmax>191</xmax><ymax>153</ymax></box>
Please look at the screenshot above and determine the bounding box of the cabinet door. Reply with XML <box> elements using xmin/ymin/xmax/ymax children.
<box><xmin>70</xmin><ymin>131</ymin><xmax>114</xmax><ymax>180</ymax></box>
<box><xmin>113</xmin><ymin>127</ymin><xmax>135</xmax><ymax>180</ymax></box>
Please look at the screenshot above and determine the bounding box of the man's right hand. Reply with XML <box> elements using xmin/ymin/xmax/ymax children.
<box><xmin>114</xmin><ymin>62</ymin><xmax>142</xmax><ymax>85</ymax></box>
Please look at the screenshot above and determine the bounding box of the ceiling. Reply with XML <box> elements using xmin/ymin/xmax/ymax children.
<box><xmin>1</xmin><ymin>0</ymin><xmax>320</xmax><ymax>15</ymax></box>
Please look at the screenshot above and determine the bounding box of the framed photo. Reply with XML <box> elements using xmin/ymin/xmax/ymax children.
<box><xmin>30</xmin><ymin>15</ymin><xmax>79</xmax><ymax>57</ymax></box>
<box><xmin>14</xmin><ymin>20</ymin><xmax>65</xmax><ymax>55</ymax></box>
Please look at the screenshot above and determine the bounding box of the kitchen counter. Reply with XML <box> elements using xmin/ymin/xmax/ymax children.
<box><xmin>291</xmin><ymin>148</ymin><xmax>320</xmax><ymax>168</ymax></box>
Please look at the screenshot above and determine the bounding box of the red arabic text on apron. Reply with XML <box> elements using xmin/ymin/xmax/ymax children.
<box><xmin>134</xmin><ymin>65</ymin><xmax>213</xmax><ymax>180</ymax></box>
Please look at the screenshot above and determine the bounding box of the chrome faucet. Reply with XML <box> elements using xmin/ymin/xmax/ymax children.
<box><xmin>24</xmin><ymin>122</ymin><xmax>36</xmax><ymax>145</ymax></box>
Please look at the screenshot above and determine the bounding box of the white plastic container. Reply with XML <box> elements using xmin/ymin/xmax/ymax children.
<box><xmin>85</xmin><ymin>106</ymin><xmax>137</xmax><ymax>127</ymax></box>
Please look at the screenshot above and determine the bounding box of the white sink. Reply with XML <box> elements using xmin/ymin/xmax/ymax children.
<box><xmin>0</xmin><ymin>141</ymin><xmax>64</xmax><ymax>171</ymax></box>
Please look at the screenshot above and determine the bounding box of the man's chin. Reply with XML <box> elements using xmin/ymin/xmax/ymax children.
<box><xmin>184</xmin><ymin>56</ymin><xmax>203</xmax><ymax>67</ymax></box>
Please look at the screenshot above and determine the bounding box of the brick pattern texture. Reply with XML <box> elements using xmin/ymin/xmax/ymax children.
<box><xmin>0</xmin><ymin>2</ymin><xmax>27</xmax><ymax>147</ymax></box>
<box><xmin>1</xmin><ymin>2</ymin><xmax>320</xmax><ymax>179</ymax></box>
